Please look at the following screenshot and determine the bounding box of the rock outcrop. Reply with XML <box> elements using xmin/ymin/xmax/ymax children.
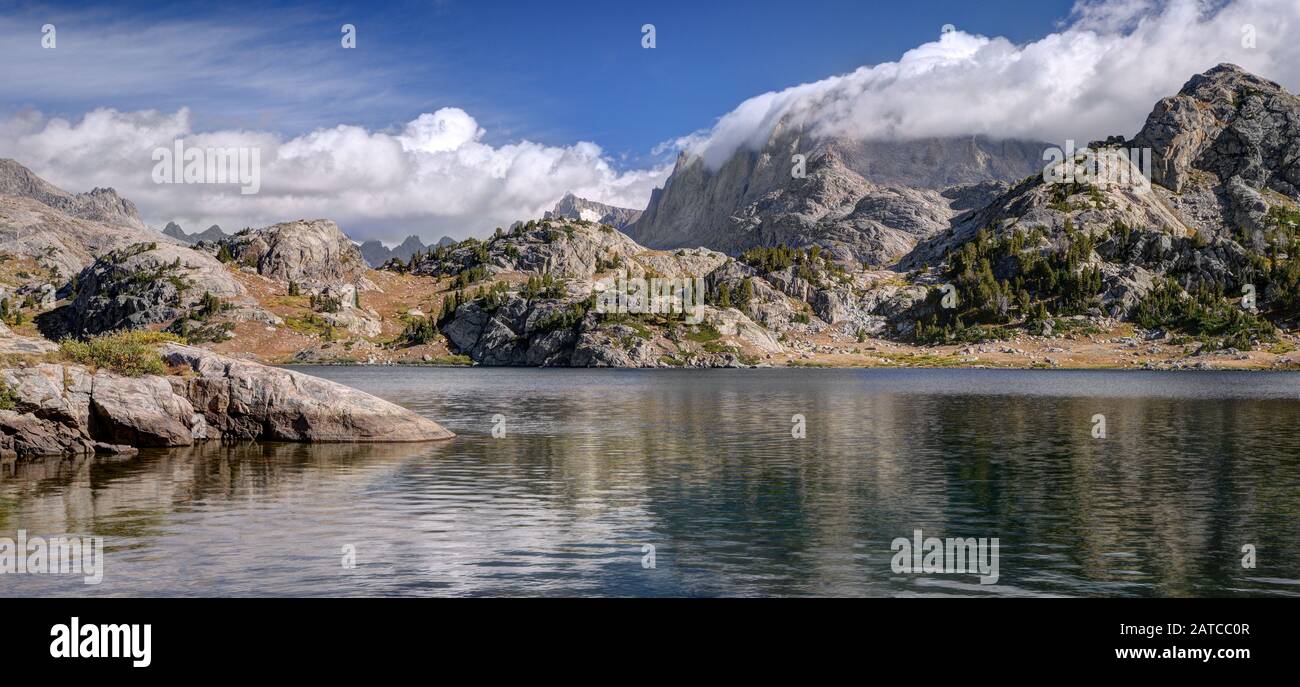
<box><xmin>1131</xmin><ymin>63</ymin><xmax>1300</xmax><ymax>238</ymax></box>
<box><xmin>719</xmin><ymin>149</ymin><xmax>957</xmax><ymax>265</ymax></box>
<box><xmin>410</xmin><ymin>219</ymin><xmax>650</xmax><ymax>280</ymax></box>
<box><xmin>412</xmin><ymin>218</ymin><xmax>785</xmax><ymax>367</ymax></box>
<box><xmin>214</xmin><ymin>219</ymin><xmax>372</xmax><ymax>290</ymax></box>
<box><xmin>89</xmin><ymin>372</ymin><xmax>200</xmax><ymax>447</ymax></box>
<box><xmin>1134</xmin><ymin>64</ymin><xmax>1300</xmax><ymax>196</ymax></box>
<box><xmin>0</xmin><ymin>362</ymin><xmax>186</xmax><ymax>458</ymax></box>
<box><xmin>0</xmin><ymin>346</ymin><xmax>453</xmax><ymax>460</ymax></box>
<box><xmin>42</xmin><ymin>241</ymin><xmax>247</xmax><ymax>339</ymax></box>
<box><xmin>160</xmin><ymin>344</ymin><xmax>453</xmax><ymax>442</ymax></box>
<box><xmin>0</xmin><ymin>327</ymin><xmax>59</xmax><ymax>356</ymax></box>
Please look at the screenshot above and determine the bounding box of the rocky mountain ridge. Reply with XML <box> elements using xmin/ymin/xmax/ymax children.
<box><xmin>162</xmin><ymin>221</ymin><xmax>229</xmax><ymax>244</ymax></box>
<box><xmin>628</xmin><ymin>125</ymin><xmax>1048</xmax><ymax>264</ymax></box>
<box><xmin>0</xmin><ymin>159</ymin><xmax>147</xmax><ymax>231</ymax></box>
<box><xmin>545</xmin><ymin>192</ymin><xmax>642</xmax><ymax>231</ymax></box>
<box><xmin>1</xmin><ymin>162</ymin><xmax>253</xmax><ymax>341</ymax></box>
<box><xmin>894</xmin><ymin>63</ymin><xmax>1300</xmax><ymax>348</ymax></box>
<box><xmin>359</xmin><ymin>235</ymin><xmax>455</xmax><ymax>268</ymax></box>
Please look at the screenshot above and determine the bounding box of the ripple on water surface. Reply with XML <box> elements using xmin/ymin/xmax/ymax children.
<box><xmin>2</xmin><ymin>367</ymin><xmax>1298</xmax><ymax>597</ymax></box>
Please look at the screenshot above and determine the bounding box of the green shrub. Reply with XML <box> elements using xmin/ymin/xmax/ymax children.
<box><xmin>0</xmin><ymin>380</ymin><xmax>17</xmax><ymax>410</ymax></box>
<box><xmin>421</xmin><ymin>354</ymin><xmax>472</xmax><ymax>366</ymax></box>
<box><xmin>520</xmin><ymin>273</ymin><xmax>566</xmax><ymax>300</ymax></box>
<box><xmin>535</xmin><ymin>302</ymin><xmax>588</xmax><ymax>332</ymax></box>
<box><xmin>450</xmin><ymin>265</ymin><xmax>489</xmax><ymax>290</ymax></box>
<box><xmin>285</xmin><ymin>314</ymin><xmax>331</xmax><ymax>337</ymax></box>
<box><xmin>739</xmin><ymin>245</ymin><xmax>845</xmax><ymax>286</ymax></box>
<box><xmin>915</xmin><ymin>224</ymin><xmax>1105</xmax><ymax>343</ymax></box>
<box><xmin>172</xmin><ymin>319</ymin><xmax>233</xmax><ymax>344</ymax></box>
<box><xmin>310</xmin><ymin>293</ymin><xmax>342</xmax><ymax>313</ymax></box>
<box><xmin>1134</xmin><ymin>279</ymin><xmax>1275</xmax><ymax>350</ymax></box>
<box><xmin>437</xmin><ymin>291</ymin><xmax>466</xmax><ymax>325</ymax></box>
<box><xmin>59</xmin><ymin>331</ymin><xmax>182</xmax><ymax>377</ymax></box>
<box><xmin>1235</xmin><ymin>205</ymin><xmax>1300</xmax><ymax>322</ymax></box>
<box><xmin>684</xmin><ymin>323</ymin><xmax>722</xmax><ymax>343</ymax></box>
<box><xmin>625</xmin><ymin>320</ymin><xmax>652</xmax><ymax>340</ymax></box>
<box><xmin>196</xmin><ymin>291</ymin><xmax>228</xmax><ymax>319</ymax></box>
<box><xmin>401</xmin><ymin>316</ymin><xmax>440</xmax><ymax>346</ymax></box>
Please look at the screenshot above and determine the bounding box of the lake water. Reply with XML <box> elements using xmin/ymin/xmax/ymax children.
<box><xmin>2</xmin><ymin>367</ymin><xmax>1298</xmax><ymax>597</ymax></box>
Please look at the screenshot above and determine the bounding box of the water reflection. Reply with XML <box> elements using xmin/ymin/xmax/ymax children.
<box><xmin>2</xmin><ymin>368</ymin><xmax>1298</xmax><ymax>597</ymax></box>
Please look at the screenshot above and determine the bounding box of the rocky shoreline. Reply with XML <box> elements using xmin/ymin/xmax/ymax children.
<box><xmin>0</xmin><ymin>342</ymin><xmax>453</xmax><ymax>462</ymax></box>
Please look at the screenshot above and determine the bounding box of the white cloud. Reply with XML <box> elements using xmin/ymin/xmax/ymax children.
<box><xmin>399</xmin><ymin>110</ymin><xmax>484</xmax><ymax>154</ymax></box>
<box><xmin>0</xmin><ymin>106</ymin><xmax>671</xmax><ymax>244</ymax></box>
<box><xmin>686</xmin><ymin>0</ymin><xmax>1300</xmax><ymax>169</ymax></box>
<box><xmin>6</xmin><ymin>0</ymin><xmax>1297</xmax><ymax>245</ymax></box>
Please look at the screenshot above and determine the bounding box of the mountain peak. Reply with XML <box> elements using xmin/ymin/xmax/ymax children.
<box><xmin>1133</xmin><ymin>62</ymin><xmax>1300</xmax><ymax>196</ymax></box>
<box><xmin>0</xmin><ymin>159</ymin><xmax>146</xmax><ymax>230</ymax></box>
<box><xmin>1177</xmin><ymin>62</ymin><xmax>1284</xmax><ymax>101</ymax></box>
<box><xmin>628</xmin><ymin>130</ymin><xmax>1048</xmax><ymax>262</ymax></box>
<box><xmin>544</xmin><ymin>193</ymin><xmax>642</xmax><ymax>231</ymax></box>
<box><xmin>359</xmin><ymin>234</ymin><xmax>432</xmax><ymax>267</ymax></box>
<box><xmin>160</xmin><ymin>222</ymin><xmax>228</xmax><ymax>244</ymax></box>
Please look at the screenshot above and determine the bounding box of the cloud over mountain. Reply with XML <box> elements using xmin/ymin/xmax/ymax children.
<box><xmin>681</xmin><ymin>0</ymin><xmax>1300</xmax><ymax>168</ymax></box>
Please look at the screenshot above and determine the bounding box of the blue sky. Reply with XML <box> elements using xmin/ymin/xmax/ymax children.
<box><xmin>2</xmin><ymin>0</ymin><xmax>1293</xmax><ymax>242</ymax></box>
<box><xmin>3</xmin><ymin>0</ymin><xmax>1076</xmax><ymax>168</ymax></box>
